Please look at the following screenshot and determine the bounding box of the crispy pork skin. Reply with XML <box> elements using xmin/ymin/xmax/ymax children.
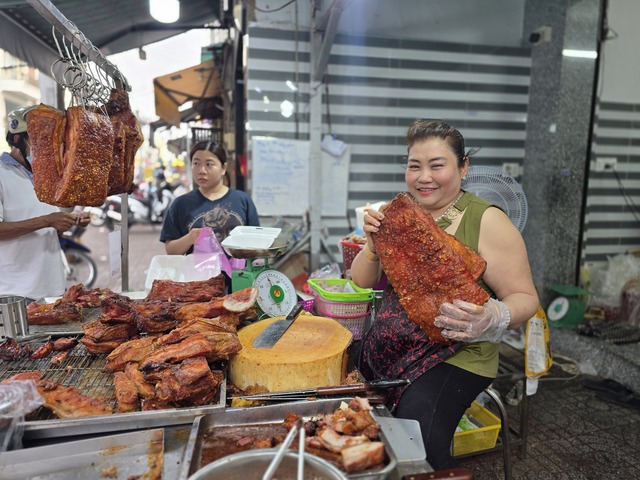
<box><xmin>36</xmin><ymin>379</ymin><xmax>113</xmax><ymax>418</ymax></box>
<box><xmin>27</xmin><ymin>299</ymin><xmax>82</xmax><ymax>325</ymax></box>
<box><xmin>145</xmin><ymin>276</ymin><xmax>226</xmax><ymax>302</ymax></box>
<box><xmin>372</xmin><ymin>192</ymin><xmax>490</xmax><ymax>343</ymax></box>
<box><xmin>26</xmin><ymin>104</ymin><xmax>66</xmax><ymax>204</ymax></box>
<box><xmin>55</xmin><ymin>107</ymin><xmax>114</xmax><ymax>207</ymax></box>
<box><xmin>114</xmin><ymin>371</ymin><xmax>140</xmax><ymax>413</ymax></box>
<box><xmin>104</xmin><ymin>335</ymin><xmax>159</xmax><ymax>372</ymax></box>
<box><xmin>104</xmin><ymin>89</ymin><xmax>144</xmax><ymax>195</ymax></box>
<box><xmin>175</xmin><ymin>287</ymin><xmax>258</xmax><ymax>323</ymax></box>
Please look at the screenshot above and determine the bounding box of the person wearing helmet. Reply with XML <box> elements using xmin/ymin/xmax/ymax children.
<box><xmin>0</xmin><ymin>106</ymin><xmax>89</xmax><ymax>300</ymax></box>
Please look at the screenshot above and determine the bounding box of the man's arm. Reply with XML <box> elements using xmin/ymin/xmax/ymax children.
<box><xmin>0</xmin><ymin>211</ymin><xmax>81</xmax><ymax>241</ymax></box>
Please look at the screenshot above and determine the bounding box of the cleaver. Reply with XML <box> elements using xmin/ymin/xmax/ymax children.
<box><xmin>252</xmin><ymin>303</ymin><xmax>305</xmax><ymax>348</ymax></box>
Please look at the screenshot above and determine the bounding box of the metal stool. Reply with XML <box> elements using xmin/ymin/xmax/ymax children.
<box><xmin>483</xmin><ymin>386</ymin><xmax>512</xmax><ymax>480</ymax></box>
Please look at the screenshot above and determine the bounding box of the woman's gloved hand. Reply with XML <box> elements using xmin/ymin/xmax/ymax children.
<box><xmin>434</xmin><ymin>298</ymin><xmax>511</xmax><ymax>343</ymax></box>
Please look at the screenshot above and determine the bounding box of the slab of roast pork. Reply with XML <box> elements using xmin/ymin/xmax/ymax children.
<box><xmin>371</xmin><ymin>192</ymin><xmax>490</xmax><ymax>344</ymax></box>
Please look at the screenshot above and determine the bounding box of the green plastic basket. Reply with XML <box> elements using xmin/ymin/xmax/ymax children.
<box><xmin>307</xmin><ymin>278</ymin><xmax>374</xmax><ymax>302</ymax></box>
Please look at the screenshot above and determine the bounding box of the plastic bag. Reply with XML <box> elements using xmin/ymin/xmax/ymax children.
<box><xmin>0</xmin><ymin>380</ymin><xmax>44</xmax><ymax>451</ymax></box>
<box><xmin>310</xmin><ymin>263</ymin><xmax>342</xmax><ymax>280</ymax></box>
<box><xmin>524</xmin><ymin>306</ymin><xmax>553</xmax><ymax>395</ymax></box>
<box><xmin>193</xmin><ymin>227</ymin><xmax>245</xmax><ymax>277</ymax></box>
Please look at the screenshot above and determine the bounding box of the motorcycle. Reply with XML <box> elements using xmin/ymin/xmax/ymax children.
<box><xmin>59</xmin><ymin>225</ymin><xmax>97</xmax><ymax>288</ymax></box>
<box><xmin>87</xmin><ymin>182</ymin><xmax>176</xmax><ymax>231</ymax></box>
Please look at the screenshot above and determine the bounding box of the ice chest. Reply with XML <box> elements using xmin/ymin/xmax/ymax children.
<box><xmin>452</xmin><ymin>401</ymin><xmax>502</xmax><ymax>456</ymax></box>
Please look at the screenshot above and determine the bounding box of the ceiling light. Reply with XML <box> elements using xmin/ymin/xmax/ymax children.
<box><xmin>562</xmin><ymin>49</ymin><xmax>597</xmax><ymax>59</ymax></box>
<box><xmin>149</xmin><ymin>0</ymin><xmax>180</xmax><ymax>24</ymax></box>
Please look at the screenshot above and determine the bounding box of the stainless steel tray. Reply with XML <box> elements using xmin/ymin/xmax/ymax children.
<box><xmin>179</xmin><ymin>398</ymin><xmax>398</xmax><ymax>480</ymax></box>
<box><xmin>0</xmin><ymin>428</ymin><xmax>165</xmax><ymax>479</ymax></box>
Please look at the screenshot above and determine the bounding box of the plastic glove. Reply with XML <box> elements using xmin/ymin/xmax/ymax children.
<box><xmin>434</xmin><ymin>298</ymin><xmax>511</xmax><ymax>343</ymax></box>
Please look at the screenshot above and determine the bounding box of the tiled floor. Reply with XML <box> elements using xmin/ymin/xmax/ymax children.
<box><xmin>457</xmin><ymin>351</ymin><xmax>640</xmax><ymax>479</ymax></box>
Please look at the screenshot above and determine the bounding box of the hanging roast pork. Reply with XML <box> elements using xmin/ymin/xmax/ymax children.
<box><xmin>27</xmin><ymin>104</ymin><xmax>115</xmax><ymax>207</ymax></box>
<box><xmin>104</xmin><ymin>88</ymin><xmax>144</xmax><ymax>195</ymax></box>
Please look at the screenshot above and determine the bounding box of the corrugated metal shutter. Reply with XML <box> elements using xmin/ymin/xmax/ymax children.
<box><xmin>583</xmin><ymin>101</ymin><xmax>640</xmax><ymax>265</ymax></box>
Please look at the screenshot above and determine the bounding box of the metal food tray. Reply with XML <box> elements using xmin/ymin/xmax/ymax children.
<box><xmin>0</xmin><ymin>428</ymin><xmax>166</xmax><ymax>479</ymax></box>
<box><xmin>0</xmin><ymin>331</ymin><xmax>226</xmax><ymax>440</ymax></box>
<box><xmin>179</xmin><ymin>398</ymin><xmax>398</xmax><ymax>480</ymax></box>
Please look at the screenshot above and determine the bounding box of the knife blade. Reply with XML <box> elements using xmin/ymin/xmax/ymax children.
<box><xmin>252</xmin><ymin>303</ymin><xmax>305</xmax><ymax>348</ymax></box>
<box><xmin>235</xmin><ymin>378</ymin><xmax>410</xmax><ymax>400</ymax></box>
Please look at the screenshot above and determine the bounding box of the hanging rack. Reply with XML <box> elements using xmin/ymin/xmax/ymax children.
<box><xmin>26</xmin><ymin>0</ymin><xmax>133</xmax><ymax>291</ymax></box>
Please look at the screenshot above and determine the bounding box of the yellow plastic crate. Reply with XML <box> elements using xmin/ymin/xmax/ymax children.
<box><xmin>453</xmin><ymin>401</ymin><xmax>502</xmax><ymax>456</ymax></box>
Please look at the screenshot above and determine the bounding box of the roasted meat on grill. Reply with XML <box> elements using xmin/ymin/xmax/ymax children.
<box><xmin>104</xmin><ymin>335</ymin><xmax>160</xmax><ymax>372</ymax></box>
<box><xmin>145</xmin><ymin>276</ymin><xmax>226</xmax><ymax>302</ymax></box>
<box><xmin>82</xmin><ymin>318</ymin><xmax>138</xmax><ymax>343</ymax></box>
<box><xmin>52</xmin><ymin>337</ymin><xmax>78</xmax><ymax>351</ymax></box>
<box><xmin>156</xmin><ymin>317</ymin><xmax>236</xmax><ymax>346</ymax></box>
<box><xmin>124</xmin><ymin>362</ymin><xmax>156</xmax><ymax>398</ymax></box>
<box><xmin>143</xmin><ymin>356</ymin><xmax>220</xmax><ymax>405</ymax></box>
<box><xmin>114</xmin><ymin>371</ymin><xmax>140</xmax><ymax>413</ymax></box>
<box><xmin>372</xmin><ymin>192</ymin><xmax>490</xmax><ymax>344</ymax></box>
<box><xmin>30</xmin><ymin>341</ymin><xmax>55</xmax><ymax>360</ymax></box>
<box><xmin>27</xmin><ymin>299</ymin><xmax>83</xmax><ymax>325</ymax></box>
<box><xmin>62</xmin><ymin>284</ymin><xmax>117</xmax><ymax>308</ymax></box>
<box><xmin>36</xmin><ymin>379</ymin><xmax>113</xmax><ymax>418</ymax></box>
<box><xmin>174</xmin><ymin>287</ymin><xmax>258</xmax><ymax>323</ymax></box>
<box><xmin>3</xmin><ymin>372</ymin><xmax>112</xmax><ymax>418</ymax></box>
<box><xmin>0</xmin><ymin>338</ymin><xmax>31</xmax><ymax>361</ymax></box>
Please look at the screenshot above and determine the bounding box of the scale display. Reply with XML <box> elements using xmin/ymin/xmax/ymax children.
<box><xmin>254</xmin><ymin>269</ymin><xmax>297</xmax><ymax>317</ymax></box>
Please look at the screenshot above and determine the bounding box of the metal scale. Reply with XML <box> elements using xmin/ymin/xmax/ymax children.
<box><xmin>221</xmin><ymin>228</ymin><xmax>297</xmax><ymax>318</ymax></box>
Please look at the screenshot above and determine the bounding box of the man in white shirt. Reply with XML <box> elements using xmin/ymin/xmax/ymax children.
<box><xmin>0</xmin><ymin>106</ymin><xmax>88</xmax><ymax>300</ymax></box>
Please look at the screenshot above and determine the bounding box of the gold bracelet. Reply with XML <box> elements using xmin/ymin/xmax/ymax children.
<box><xmin>362</xmin><ymin>243</ymin><xmax>379</xmax><ymax>262</ymax></box>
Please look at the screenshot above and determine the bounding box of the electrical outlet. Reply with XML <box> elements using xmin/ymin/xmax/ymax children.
<box><xmin>594</xmin><ymin>157</ymin><xmax>617</xmax><ymax>172</ymax></box>
<box><xmin>502</xmin><ymin>163</ymin><xmax>521</xmax><ymax>177</ymax></box>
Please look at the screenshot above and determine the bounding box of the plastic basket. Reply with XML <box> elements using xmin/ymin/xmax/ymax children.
<box><xmin>298</xmin><ymin>298</ymin><xmax>315</xmax><ymax>313</ymax></box>
<box><xmin>307</xmin><ymin>278</ymin><xmax>373</xmax><ymax>302</ymax></box>
<box><xmin>312</xmin><ymin>292</ymin><xmax>369</xmax><ymax>340</ymax></box>
<box><xmin>453</xmin><ymin>401</ymin><xmax>502</xmax><ymax>456</ymax></box>
<box><xmin>340</xmin><ymin>238</ymin><xmax>365</xmax><ymax>273</ymax></box>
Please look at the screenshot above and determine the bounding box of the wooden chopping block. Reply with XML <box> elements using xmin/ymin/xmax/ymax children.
<box><xmin>230</xmin><ymin>315</ymin><xmax>353</xmax><ymax>392</ymax></box>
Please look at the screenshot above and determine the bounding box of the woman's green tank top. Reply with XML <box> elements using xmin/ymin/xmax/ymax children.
<box><xmin>436</xmin><ymin>191</ymin><xmax>499</xmax><ymax>378</ymax></box>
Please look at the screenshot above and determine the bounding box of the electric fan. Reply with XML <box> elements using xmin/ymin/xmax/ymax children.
<box><xmin>461</xmin><ymin>166</ymin><xmax>528</xmax><ymax>232</ymax></box>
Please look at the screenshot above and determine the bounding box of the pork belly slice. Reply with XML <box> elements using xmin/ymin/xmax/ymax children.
<box><xmin>145</xmin><ymin>276</ymin><xmax>226</xmax><ymax>302</ymax></box>
<box><xmin>341</xmin><ymin>441</ymin><xmax>386</xmax><ymax>473</ymax></box>
<box><xmin>62</xmin><ymin>285</ymin><xmax>118</xmax><ymax>308</ymax></box>
<box><xmin>156</xmin><ymin>317</ymin><xmax>237</xmax><ymax>346</ymax></box>
<box><xmin>124</xmin><ymin>363</ymin><xmax>155</xmax><ymax>398</ymax></box>
<box><xmin>140</xmin><ymin>332</ymin><xmax>241</xmax><ymax>369</ymax></box>
<box><xmin>26</xmin><ymin>104</ymin><xmax>65</xmax><ymax>204</ymax></box>
<box><xmin>82</xmin><ymin>318</ymin><xmax>137</xmax><ymax>343</ymax></box>
<box><xmin>36</xmin><ymin>379</ymin><xmax>113</xmax><ymax>418</ymax></box>
<box><xmin>104</xmin><ymin>335</ymin><xmax>159</xmax><ymax>372</ymax></box>
<box><xmin>315</xmin><ymin>428</ymin><xmax>370</xmax><ymax>453</ymax></box>
<box><xmin>174</xmin><ymin>287</ymin><xmax>258</xmax><ymax>323</ymax></box>
<box><xmin>144</xmin><ymin>356</ymin><xmax>219</xmax><ymax>404</ymax></box>
<box><xmin>56</xmin><ymin>106</ymin><xmax>114</xmax><ymax>207</ymax></box>
<box><xmin>52</xmin><ymin>337</ymin><xmax>78</xmax><ymax>351</ymax></box>
<box><xmin>27</xmin><ymin>299</ymin><xmax>83</xmax><ymax>325</ymax></box>
<box><xmin>80</xmin><ymin>338</ymin><xmax>122</xmax><ymax>355</ymax></box>
<box><xmin>372</xmin><ymin>192</ymin><xmax>490</xmax><ymax>343</ymax></box>
<box><xmin>114</xmin><ymin>371</ymin><xmax>140</xmax><ymax>413</ymax></box>
<box><xmin>139</xmin><ymin>334</ymin><xmax>214</xmax><ymax>369</ymax></box>
<box><xmin>105</xmin><ymin>88</ymin><xmax>144</xmax><ymax>195</ymax></box>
